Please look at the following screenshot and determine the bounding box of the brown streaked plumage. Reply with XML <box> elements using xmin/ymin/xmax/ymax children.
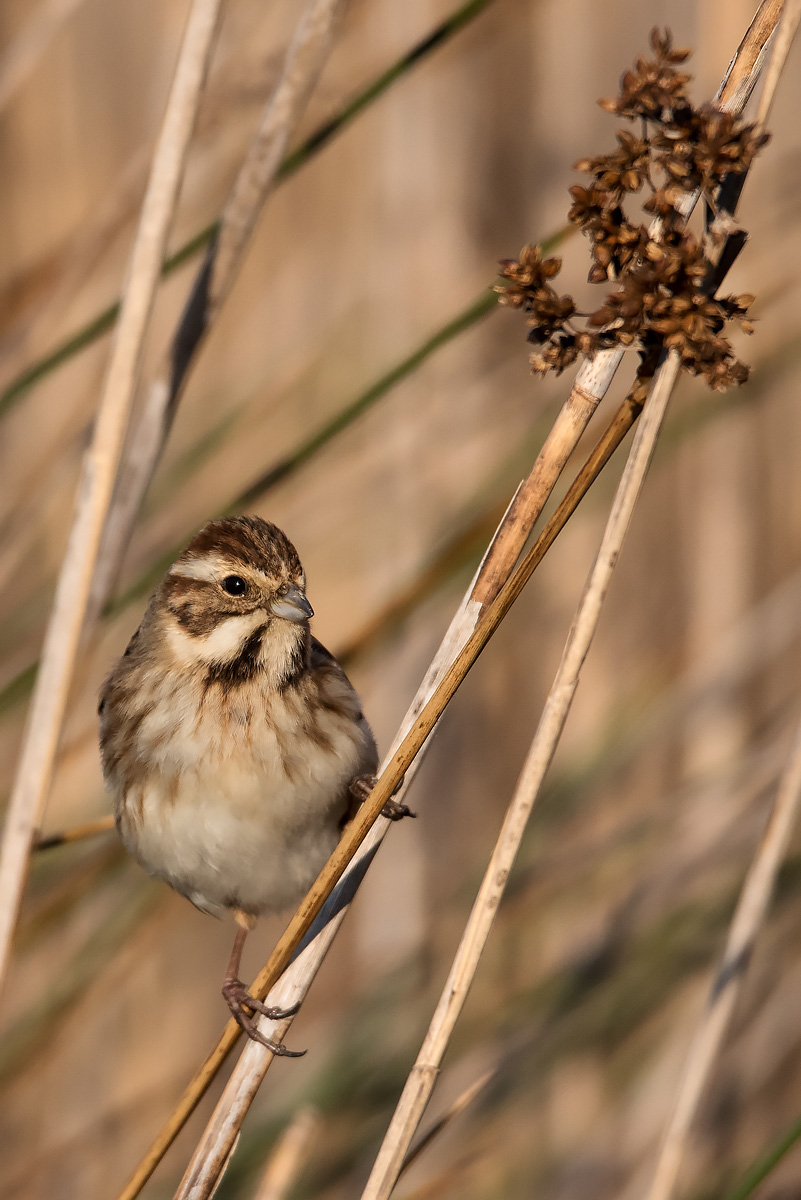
<box><xmin>98</xmin><ymin>516</ymin><xmax>380</xmax><ymax>1052</ymax></box>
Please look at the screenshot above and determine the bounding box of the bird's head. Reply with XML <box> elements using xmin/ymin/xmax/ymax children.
<box><xmin>156</xmin><ymin>516</ymin><xmax>313</xmax><ymax>689</ymax></box>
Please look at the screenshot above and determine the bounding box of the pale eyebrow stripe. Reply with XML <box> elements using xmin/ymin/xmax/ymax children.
<box><xmin>169</xmin><ymin>556</ymin><xmax>227</xmax><ymax>583</ymax></box>
<box><xmin>169</xmin><ymin>555</ymin><xmax>275</xmax><ymax>585</ymax></box>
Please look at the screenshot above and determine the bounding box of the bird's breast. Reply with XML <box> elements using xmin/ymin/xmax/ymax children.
<box><xmin>110</xmin><ymin>669</ymin><xmax>374</xmax><ymax>917</ymax></box>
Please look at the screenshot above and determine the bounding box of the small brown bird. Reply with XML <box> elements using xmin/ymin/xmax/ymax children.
<box><xmin>99</xmin><ymin>516</ymin><xmax>388</xmax><ymax>1052</ymax></box>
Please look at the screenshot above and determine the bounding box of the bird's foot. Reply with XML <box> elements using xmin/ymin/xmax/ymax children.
<box><xmin>222</xmin><ymin>979</ymin><xmax>305</xmax><ymax>1057</ymax></box>
<box><xmin>381</xmin><ymin>796</ymin><xmax>416</xmax><ymax>821</ymax></box>
<box><xmin>349</xmin><ymin>774</ymin><xmax>416</xmax><ymax>821</ymax></box>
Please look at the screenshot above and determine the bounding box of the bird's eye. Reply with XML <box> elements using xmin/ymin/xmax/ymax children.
<box><xmin>221</xmin><ymin>575</ymin><xmax>248</xmax><ymax>596</ymax></box>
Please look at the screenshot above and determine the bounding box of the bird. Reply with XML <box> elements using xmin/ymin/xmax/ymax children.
<box><xmin>98</xmin><ymin>515</ymin><xmax>404</xmax><ymax>1053</ymax></box>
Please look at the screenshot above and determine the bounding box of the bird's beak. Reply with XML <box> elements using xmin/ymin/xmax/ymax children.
<box><xmin>270</xmin><ymin>584</ymin><xmax>313</xmax><ymax>623</ymax></box>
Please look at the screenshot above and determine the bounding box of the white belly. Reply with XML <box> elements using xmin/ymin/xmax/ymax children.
<box><xmin>116</xmin><ymin>695</ymin><xmax>369</xmax><ymax>917</ymax></box>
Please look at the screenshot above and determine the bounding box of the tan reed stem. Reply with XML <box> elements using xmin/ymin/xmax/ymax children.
<box><xmin>644</xmin><ymin>716</ymin><xmax>801</xmax><ymax>1200</ymax></box>
<box><xmin>86</xmin><ymin>0</ymin><xmax>348</xmax><ymax>629</ymax></box>
<box><xmin>0</xmin><ymin>0</ymin><xmax>223</xmax><ymax>997</ymax></box>
<box><xmin>304</xmin><ymin>11</ymin><xmax>785</xmax><ymax>1195</ymax></box>
<box><xmin>399</xmin><ymin>1067</ymin><xmax>497</xmax><ymax>1180</ymax></box>
<box><xmin>358</xmin><ymin>352</ymin><xmax>683</xmax><ymax>1200</ymax></box>
<box><xmin>719</xmin><ymin>0</ymin><xmax>783</xmax><ymax>113</ymax></box>
<box><xmin>33</xmin><ymin>814</ymin><xmax>115</xmax><ymax>851</ymax></box>
<box><xmin>755</xmin><ymin>0</ymin><xmax>801</xmax><ymax>125</ymax></box>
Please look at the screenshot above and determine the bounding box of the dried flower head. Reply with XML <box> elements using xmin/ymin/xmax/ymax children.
<box><xmin>499</xmin><ymin>28</ymin><xmax>766</xmax><ymax>395</ymax></box>
<box><xmin>574</xmin><ymin>130</ymin><xmax>651</xmax><ymax>202</ymax></box>
<box><xmin>496</xmin><ymin>245</ymin><xmax>576</xmax><ymax>344</ymax></box>
<box><xmin>600</xmin><ymin>28</ymin><xmax>691</xmax><ymax>121</ymax></box>
<box><xmin>651</xmin><ymin>104</ymin><xmax>770</xmax><ymax>200</ymax></box>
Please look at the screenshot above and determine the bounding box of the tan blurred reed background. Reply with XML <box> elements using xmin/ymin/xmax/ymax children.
<box><xmin>1</xmin><ymin>1</ymin><xmax>801</xmax><ymax>1197</ymax></box>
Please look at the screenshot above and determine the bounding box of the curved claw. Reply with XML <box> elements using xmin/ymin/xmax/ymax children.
<box><xmin>349</xmin><ymin>774</ymin><xmax>414</xmax><ymax>821</ymax></box>
<box><xmin>240</xmin><ymin>1018</ymin><xmax>306</xmax><ymax>1058</ymax></box>
<box><xmin>222</xmin><ymin>978</ymin><xmax>299</xmax><ymax>1021</ymax></box>
<box><xmin>222</xmin><ymin>980</ymin><xmax>305</xmax><ymax>1057</ymax></box>
<box><xmin>381</xmin><ymin>798</ymin><xmax>416</xmax><ymax>821</ymax></box>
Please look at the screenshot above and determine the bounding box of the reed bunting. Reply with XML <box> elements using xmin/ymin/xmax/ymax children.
<box><xmin>99</xmin><ymin>516</ymin><xmax>405</xmax><ymax>1052</ymax></box>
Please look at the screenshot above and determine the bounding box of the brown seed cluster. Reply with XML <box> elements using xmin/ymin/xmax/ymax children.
<box><xmin>496</xmin><ymin>28</ymin><xmax>768</xmax><ymax>393</ymax></box>
<box><xmin>497</xmin><ymin>246</ymin><xmax>593</xmax><ymax>375</ymax></box>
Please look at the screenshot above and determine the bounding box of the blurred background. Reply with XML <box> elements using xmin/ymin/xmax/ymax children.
<box><xmin>1</xmin><ymin>1</ymin><xmax>801</xmax><ymax>1197</ymax></box>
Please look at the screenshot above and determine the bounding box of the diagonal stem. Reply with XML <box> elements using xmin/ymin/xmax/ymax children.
<box><xmin>359</xmin><ymin>352</ymin><xmax>682</xmax><ymax>1200</ymax></box>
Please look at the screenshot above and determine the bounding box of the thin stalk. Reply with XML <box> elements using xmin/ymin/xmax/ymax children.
<box><xmin>399</xmin><ymin>1067</ymin><xmax>497</xmax><ymax>1180</ymax></box>
<box><xmin>755</xmin><ymin>0</ymin><xmax>801</xmax><ymax>125</ymax></box>
<box><xmin>359</xmin><ymin>354</ymin><xmax>682</xmax><ymax>1200</ymax></box>
<box><xmin>33</xmin><ymin>814</ymin><xmax>115</xmax><ymax>851</ymax></box>
<box><xmin>0</xmin><ymin>0</ymin><xmax>224</xmax><ymax>998</ymax></box>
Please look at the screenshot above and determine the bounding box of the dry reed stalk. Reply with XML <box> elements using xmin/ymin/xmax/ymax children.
<box><xmin>358</xmin><ymin>353</ymin><xmax>683</xmax><ymax>1200</ymax></box>
<box><xmin>721</xmin><ymin>0</ymin><xmax>784</xmax><ymax>111</ymax></box>
<box><xmin>33</xmin><ymin>814</ymin><xmax>115</xmax><ymax>851</ymax></box>
<box><xmin>0</xmin><ymin>0</ymin><xmax>223</xmax><ymax>997</ymax></box>
<box><xmin>754</xmin><ymin>0</ymin><xmax>801</xmax><ymax>125</ymax></box>
<box><xmin>86</xmin><ymin>0</ymin><xmax>348</xmax><ymax>629</ymax></box>
<box><xmin>117</xmin><ymin>8</ymin><xmax>781</xmax><ymax>1197</ymax></box>
<box><xmin>469</xmin><ymin>347</ymin><xmax>624</xmax><ymax>606</ymax></box>
<box><xmin>251</xmin><ymin>1107</ymin><xmax>320</xmax><ymax>1200</ymax></box>
<box><xmin>644</xmin><ymin>716</ymin><xmax>801</xmax><ymax>1200</ymax></box>
<box><xmin>399</xmin><ymin>1067</ymin><xmax>497</xmax><ymax>1180</ymax></box>
<box><xmin>345</xmin><ymin>8</ymin><xmax>787</xmax><ymax>1193</ymax></box>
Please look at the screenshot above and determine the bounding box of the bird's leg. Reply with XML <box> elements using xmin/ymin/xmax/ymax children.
<box><xmin>222</xmin><ymin>911</ymin><xmax>304</xmax><ymax>1057</ymax></box>
<box><xmin>348</xmin><ymin>774</ymin><xmax>416</xmax><ymax>822</ymax></box>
